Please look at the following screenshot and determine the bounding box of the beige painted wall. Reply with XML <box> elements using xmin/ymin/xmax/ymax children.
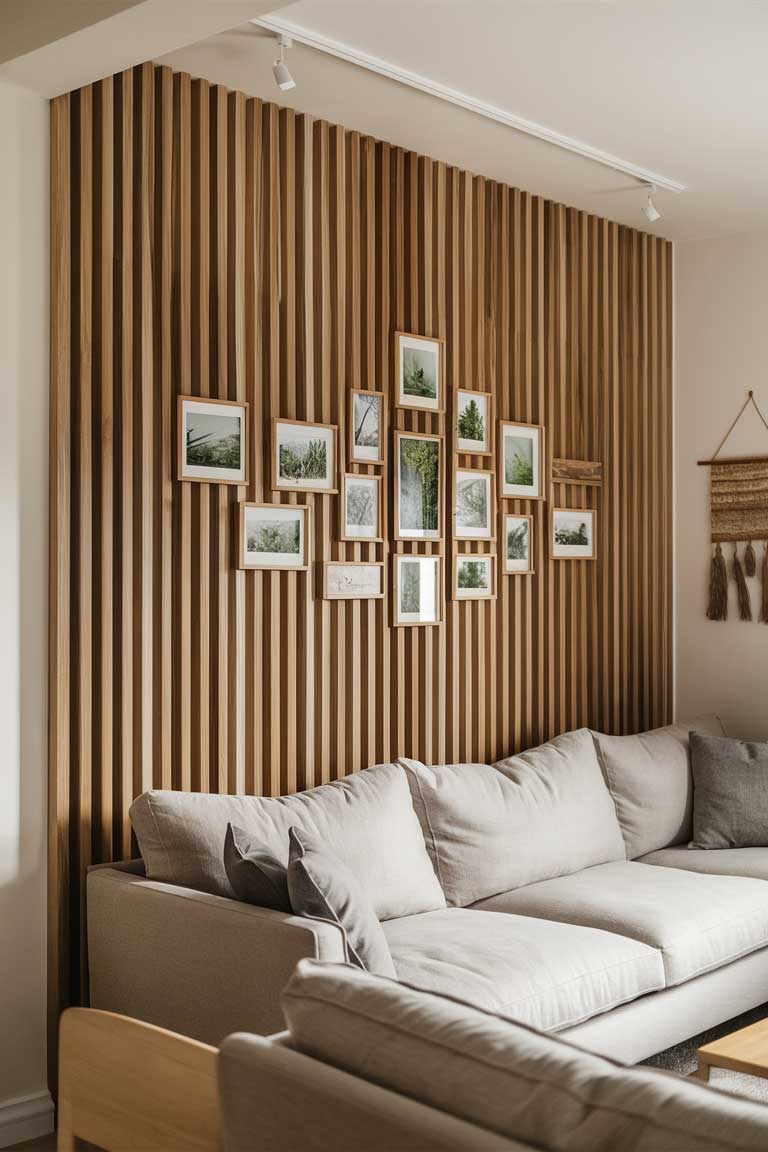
<box><xmin>676</xmin><ymin>230</ymin><xmax>768</xmax><ymax>740</ymax></box>
<box><xmin>0</xmin><ymin>79</ymin><xmax>50</xmax><ymax>1140</ymax></box>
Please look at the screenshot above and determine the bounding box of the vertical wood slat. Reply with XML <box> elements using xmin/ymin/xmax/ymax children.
<box><xmin>49</xmin><ymin>67</ymin><xmax>674</xmax><ymax>1047</ymax></box>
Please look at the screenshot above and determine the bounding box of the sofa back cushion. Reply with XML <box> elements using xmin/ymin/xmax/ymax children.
<box><xmin>282</xmin><ymin>960</ymin><xmax>768</xmax><ymax>1152</ymax></box>
<box><xmin>401</xmin><ymin>729</ymin><xmax>625</xmax><ymax>906</ymax></box>
<box><xmin>129</xmin><ymin>764</ymin><xmax>445</xmax><ymax>920</ymax></box>
<box><xmin>592</xmin><ymin>716</ymin><xmax>725</xmax><ymax>858</ymax></box>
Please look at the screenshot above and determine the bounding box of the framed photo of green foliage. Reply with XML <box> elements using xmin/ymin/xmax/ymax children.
<box><xmin>455</xmin><ymin>389</ymin><xmax>493</xmax><ymax>455</ymax></box>
<box><xmin>272</xmin><ymin>418</ymin><xmax>338</xmax><ymax>494</ymax></box>
<box><xmin>499</xmin><ymin>420</ymin><xmax>545</xmax><ymax>500</ymax></box>
<box><xmin>454</xmin><ymin>468</ymin><xmax>494</xmax><ymax>541</ymax></box>
<box><xmin>349</xmin><ymin>389</ymin><xmax>386</xmax><ymax>465</ymax></box>
<box><xmin>393</xmin><ymin>555</ymin><xmax>442</xmax><ymax>627</ymax></box>
<box><xmin>551</xmin><ymin>507</ymin><xmax>596</xmax><ymax>560</ymax></box>
<box><xmin>238</xmin><ymin>503</ymin><xmax>310</xmax><ymax>570</ymax></box>
<box><xmin>454</xmin><ymin>553</ymin><xmax>496</xmax><ymax>600</ymax></box>
<box><xmin>341</xmin><ymin>473</ymin><xmax>383</xmax><ymax>542</ymax></box>
<box><xmin>395</xmin><ymin>332</ymin><xmax>444</xmax><ymax>413</ymax></box>
<box><xmin>394</xmin><ymin>430</ymin><xmax>444</xmax><ymax>541</ymax></box>
<box><xmin>178</xmin><ymin>396</ymin><xmax>248</xmax><ymax>484</ymax></box>
<box><xmin>503</xmin><ymin>513</ymin><xmax>534</xmax><ymax>575</ymax></box>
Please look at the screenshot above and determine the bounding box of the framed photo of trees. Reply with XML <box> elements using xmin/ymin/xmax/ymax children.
<box><xmin>341</xmin><ymin>474</ymin><xmax>383</xmax><ymax>541</ymax></box>
<box><xmin>237</xmin><ymin>503</ymin><xmax>310</xmax><ymax>570</ymax></box>
<box><xmin>395</xmin><ymin>332</ymin><xmax>444</xmax><ymax>414</ymax></box>
<box><xmin>349</xmin><ymin>389</ymin><xmax>386</xmax><ymax>465</ymax></box>
<box><xmin>454</xmin><ymin>468</ymin><xmax>494</xmax><ymax>541</ymax></box>
<box><xmin>272</xmin><ymin>418</ymin><xmax>338</xmax><ymax>494</ymax></box>
<box><xmin>454</xmin><ymin>553</ymin><xmax>496</xmax><ymax>600</ymax></box>
<box><xmin>499</xmin><ymin>420</ymin><xmax>545</xmax><ymax>500</ymax></box>
<box><xmin>394</xmin><ymin>430</ymin><xmax>444</xmax><ymax>541</ymax></box>
<box><xmin>503</xmin><ymin>513</ymin><xmax>534</xmax><ymax>574</ymax></box>
<box><xmin>455</xmin><ymin>389</ymin><xmax>493</xmax><ymax>455</ymax></box>
<box><xmin>552</xmin><ymin>507</ymin><xmax>596</xmax><ymax>560</ymax></box>
<box><xmin>178</xmin><ymin>396</ymin><xmax>248</xmax><ymax>484</ymax></box>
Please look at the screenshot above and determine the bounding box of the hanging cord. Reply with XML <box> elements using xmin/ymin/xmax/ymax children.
<box><xmin>711</xmin><ymin>391</ymin><xmax>768</xmax><ymax>460</ymax></box>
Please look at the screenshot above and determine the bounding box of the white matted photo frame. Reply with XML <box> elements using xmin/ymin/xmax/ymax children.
<box><xmin>394</xmin><ymin>430</ymin><xmax>444</xmax><ymax>541</ymax></box>
<box><xmin>393</xmin><ymin>554</ymin><xmax>442</xmax><ymax>627</ymax></box>
<box><xmin>454</xmin><ymin>552</ymin><xmax>497</xmax><ymax>600</ymax></box>
<box><xmin>322</xmin><ymin>561</ymin><xmax>385</xmax><ymax>600</ymax></box>
<box><xmin>551</xmin><ymin>506</ymin><xmax>597</xmax><ymax>560</ymax></box>
<box><xmin>503</xmin><ymin>513</ymin><xmax>534</xmax><ymax>575</ymax></box>
<box><xmin>349</xmin><ymin>389</ymin><xmax>386</xmax><ymax>465</ymax></box>
<box><xmin>454</xmin><ymin>468</ymin><xmax>495</xmax><ymax>541</ymax></box>
<box><xmin>178</xmin><ymin>395</ymin><xmax>248</xmax><ymax>484</ymax></box>
<box><xmin>499</xmin><ymin>420</ymin><xmax>545</xmax><ymax>500</ymax></box>
<box><xmin>272</xmin><ymin>418</ymin><xmax>338</xmax><ymax>494</ymax></box>
<box><xmin>395</xmin><ymin>331</ymin><xmax>445</xmax><ymax>414</ymax></box>
<box><xmin>455</xmin><ymin>389</ymin><xmax>493</xmax><ymax>456</ymax></box>
<box><xmin>341</xmin><ymin>473</ymin><xmax>383</xmax><ymax>542</ymax></box>
<box><xmin>237</xmin><ymin>502</ymin><xmax>310</xmax><ymax>571</ymax></box>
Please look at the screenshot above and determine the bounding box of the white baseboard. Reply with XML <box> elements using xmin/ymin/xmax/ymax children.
<box><xmin>0</xmin><ymin>1090</ymin><xmax>54</xmax><ymax>1149</ymax></box>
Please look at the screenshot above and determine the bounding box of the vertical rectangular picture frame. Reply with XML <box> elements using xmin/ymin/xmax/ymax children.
<box><xmin>349</xmin><ymin>389</ymin><xmax>386</xmax><ymax>466</ymax></box>
<box><xmin>392</xmin><ymin>554</ymin><xmax>443</xmax><ymax>627</ymax></box>
<box><xmin>499</xmin><ymin>420</ymin><xmax>546</xmax><ymax>501</ymax></box>
<box><xmin>394</xmin><ymin>430</ymin><xmax>444</xmax><ymax>542</ymax></box>
<box><xmin>395</xmin><ymin>331</ymin><xmax>445</xmax><ymax>414</ymax></box>
<box><xmin>455</xmin><ymin>388</ymin><xmax>494</xmax><ymax>456</ymax></box>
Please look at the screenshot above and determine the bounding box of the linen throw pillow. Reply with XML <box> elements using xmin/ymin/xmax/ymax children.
<box><xmin>223</xmin><ymin>823</ymin><xmax>291</xmax><ymax>911</ymax></box>
<box><xmin>691</xmin><ymin>732</ymin><xmax>768</xmax><ymax>849</ymax></box>
<box><xmin>286</xmin><ymin>826</ymin><xmax>397</xmax><ymax>978</ymax></box>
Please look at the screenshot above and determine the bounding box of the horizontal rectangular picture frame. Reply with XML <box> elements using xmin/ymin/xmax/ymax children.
<box><xmin>340</xmin><ymin>473</ymin><xmax>384</xmax><ymax>542</ymax></box>
<box><xmin>237</xmin><ymin>502</ymin><xmax>311</xmax><ymax>571</ymax></box>
<box><xmin>395</xmin><ymin>331</ymin><xmax>445</xmax><ymax>414</ymax></box>
<box><xmin>551</xmin><ymin>506</ymin><xmax>597</xmax><ymax>560</ymax></box>
<box><xmin>394</xmin><ymin>430</ymin><xmax>445</xmax><ymax>542</ymax></box>
<box><xmin>454</xmin><ymin>552</ymin><xmax>497</xmax><ymax>600</ymax></box>
<box><xmin>349</xmin><ymin>389</ymin><xmax>386</xmax><ymax>466</ymax></box>
<box><xmin>499</xmin><ymin>419</ymin><xmax>546</xmax><ymax>501</ymax></box>
<box><xmin>322</xmin><ymin>561</ymin><xmax>385</xmax><ymax>600</ymax></box>
<box><xmin>502</xmin><ymin>512</ymin><xmax>535</xmax><ymax>575</ymax></box>
<box><xmin>178</xmin><ymin>395</ymin><xmax>249</xmax><ymax>485</ymax></box>
<box><xmin>455</xmin><ymin>388</ymin><xmax>494</xmax><ymax>456</ymax></box>
<box><xmin>392</xmin><ymin>554</ymin><xmax>443</xmax><ymax>627</ymax></box>
<box><xmin>272</xmin><ymin>417</ymin><xmax>338</xmax><ymax>494</ymax></box>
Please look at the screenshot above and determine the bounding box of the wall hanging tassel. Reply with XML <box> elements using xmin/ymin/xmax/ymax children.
<box><xmin>745</xmin><ymin>540</ymin><xmax>757</xmax><ymax>577</ymax></box>
<box><xmin>733</xmin><ymin>545</ymin><xmax>753</xmax><ymax>621</ymax></box>
<box><xmin>706</xmin><ymin>543</ymin><xmax>728</xmax><ymax>621</ymax></box>
<box><xmin>761</xmin><ymin>543</ymin><xmax>768</xmax><ymax>624</ymax></box>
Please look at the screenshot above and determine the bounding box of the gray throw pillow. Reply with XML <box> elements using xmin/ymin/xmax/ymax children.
<box><xmin>691</xmin><ymin>732</ymin><xmax>768</xmax><ymax>849</ymax></box>
<box><xmin>223</xmin><ymin>823</ymin><xmax>291</xmax><ymax>911</ymax></box>
<box><xmin>287</xmin><ymin>826</ymin><xmax>397</xmax><ymax>978</ymax></box>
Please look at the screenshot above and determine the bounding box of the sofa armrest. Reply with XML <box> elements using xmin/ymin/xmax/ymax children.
<box><xmin>87</xmin><ymin>867</ymin><xmax>347</xmax><ymax>1045</ymax></box>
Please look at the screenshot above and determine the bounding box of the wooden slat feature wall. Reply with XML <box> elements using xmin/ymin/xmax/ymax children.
<box><xmin>49</xmin><ymin>66</ymin><xmax>673</xmax><ymax>1030</ymax></box>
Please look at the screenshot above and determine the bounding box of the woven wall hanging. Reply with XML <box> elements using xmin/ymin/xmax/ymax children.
<box><xmin>698</xmin><ymin>391</ymin><xmax>768</xmax><ymax>623</ymax></box>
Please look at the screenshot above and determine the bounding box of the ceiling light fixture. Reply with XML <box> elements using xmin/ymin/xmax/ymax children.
<box><xmin>643</xmin><ymin>185</ymin><xmax>661</xmax><ymax>224</ymax></box>
<box><xmin>273</xmin><ymin>33</ymin><xmax>296</xmax><ymax>92</ymax></box>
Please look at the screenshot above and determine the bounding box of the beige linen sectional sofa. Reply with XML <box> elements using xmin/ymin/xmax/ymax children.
<box><xmin>87</xmin><ymin>718</ymin><xmax>768</xmax><ymax>1065</ymax></box>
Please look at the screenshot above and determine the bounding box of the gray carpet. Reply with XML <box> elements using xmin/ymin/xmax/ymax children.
<box><xmin>643</xmin><ymin>1004</ymin><xmax>768</xmax><ymax>1104</ymax></box>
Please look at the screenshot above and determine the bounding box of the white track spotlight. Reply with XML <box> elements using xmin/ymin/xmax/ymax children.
<box><xmin>643</xmin><ymin>185</ymin><xmax>661</xmax><ymax>223</ymax></box>
<box><xmin>273</xmin><ymin>34</ymin><xmax>296</xmax><ymax>92</ymax></box>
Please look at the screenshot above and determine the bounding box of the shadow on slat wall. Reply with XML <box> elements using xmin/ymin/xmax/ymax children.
<box><xmin>49</xmin><ymin>63</ymin><xmax>673</xmax><ymax>1046</ymax></box>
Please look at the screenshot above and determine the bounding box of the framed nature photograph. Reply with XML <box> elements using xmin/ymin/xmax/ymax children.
<box><xmin>499</xmin><ymin>420</ymin><xmax>545</xmax><ymax>500</ymax></box>
<box><xmin>178</xmin><ymin>396</ymin><xmax>248</xmax><ymax>484</ymax></box>
<box><xmin>551</xmin><ymin>507</ymin><xmax>596</xmax><ymax>560</ymax></box>
<box><xmin>341</xmin><ymin>473</ymin><xmax>383</xmax><ymax>541</ymax></box>
<box><xmin>349</xmin><ymin>389</ymin><xmax>385</xmax><ymax>465</ymax></box>
<box><xmin>454</xmin><ymin>553</ymin><xmax>496</xmax><ymax>600</ymax></box>
<box><xmin>272</xmin><ymin>418</ymin><xmax>337</xmax><ymax>493</ymax></box>
<box><xmin>454</xmin><ymin>468</ymin><xmax>494</xmax><ymax>541</ymax></box>
<box><xmin>323</xmin><ymin>561</ymin><xmax>384</xmax><ymax>600</ymax></box>
<box><xmin>238</xmin><ymin>503</ymin><xmax>310</xmax><ymax>571</ymax></box>
<box><xmin>394</xmin><ymin>431</ymin><xmax>444</xmax><ymax>541</ymax></box>
<box><xmin>503</xmin><ymin>513</ymin><xmax>534</xmax><ymax>575</ymax></box>
<box><xmin>393</xmin><ymin>555</ymin><xmax>442</xmax><ymax>627</ymax></box>
<box><xmin>456</xmin><ymin>389</ymin><xmax>493</xmax><ymax>455</ymax></box>
<box><xmin>395</xmin><ymin>332</ymin><xmax>444</xmax><ymax>413</ymax></box>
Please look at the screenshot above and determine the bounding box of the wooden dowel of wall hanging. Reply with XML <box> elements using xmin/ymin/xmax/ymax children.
<box><xmin>698</xmin><ymin>455</ymin><xmax>768</xmax><ymax>466</ymax></box>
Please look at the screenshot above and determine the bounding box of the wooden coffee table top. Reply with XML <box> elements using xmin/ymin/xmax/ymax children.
<box><xmin>697</xmin><ymin>1017</ymin><xmax>768</xmax><ymax>1082</ymax></box>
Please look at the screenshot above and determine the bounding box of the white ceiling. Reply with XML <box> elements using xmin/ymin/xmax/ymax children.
<box><xmin>157</xmin><ymin>0</ymin><xmax>768</xmax><ymax>243</ymax></box>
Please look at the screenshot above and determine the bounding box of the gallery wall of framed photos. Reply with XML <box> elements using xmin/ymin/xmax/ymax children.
<box><xmin>49</xmin><ymin>64</ymin><xmax>673</xmax><ymax>1021</ymax></box>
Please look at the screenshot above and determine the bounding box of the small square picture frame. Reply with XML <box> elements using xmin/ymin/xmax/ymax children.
<box><xmin>454</xmin><ymin>552</ymin><xmax>497</xmax><ymax>601</ymax></box>
<box><xmin>551</xmin><ymin>506</ymin><xmax>597</xmax><ymax>560</ymax></box>
<box><xmin>272</xmin><ymin>418</ymin><xmax>338</xmax><ymax>494</ymax></box>
<box><xmin>395</xmin><ymin>331</ymin><xmax>445</xmax><ymax>414</ymax></box>
<box><xmin>178</xmin><ymin>395</ymin><xmax>248</xmax><ymax>485</ymax></box>
<box><xmin>237</xmin><ymin>502</ymin><xmax>311</xmax><ymax>571</ymax></box>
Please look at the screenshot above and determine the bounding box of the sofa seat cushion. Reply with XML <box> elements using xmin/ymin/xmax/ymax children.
<box><xmin>401</xmin><ymin>729</ymin><xmax>625</xmax><ymax>907</ymax></box>
<box><xmin>472</xmin><ymin>862</ymin><xmax>768</xmax><ymax>986</ymax></box>
<box><xmin>380</xmin><ymin>907</ymin><xmax>664</xmax><ymax>1031</ymax></box>
<box><xmin>640</xmin><ymin>846</ymin><xmax>768</xmax><ymax>881</ymax></box>
<box><xmin>129</xmin><ymin>766</ymin><xmax>445</xmax><ymax>920</ymax></box>
<box><xmin>282</xmin><ymin>960</ymin><xmax>768</xmax><ymax>1152</ymax></box>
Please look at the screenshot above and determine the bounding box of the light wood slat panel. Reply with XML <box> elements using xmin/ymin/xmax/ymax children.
<box><xmin>49</xmin><ymin>65</ymin><xmax>674</xmax><ymax>1036</ymax></box>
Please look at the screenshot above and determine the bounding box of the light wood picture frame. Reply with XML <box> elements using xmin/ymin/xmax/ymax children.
<box><xmin>454</xmin><ymin>468</ymin><xmax>495</xmax><ymax>541</ymax></box>
<box><xmin>454</xmin><ymin>552</ymin><xmax>497</xmax><ymax>600</ymax></box>
<box><xmin>341</xmin><ymin>473</ymin><xmax>383</xmax><ymax>542</ymax></box>
<box><xmin>551</xmin><ymin>506</ymin><xmax>597</xmax><ymax>560</ymax></box>
<box><xmin>322</xmin><ymin>560</ymin><xmax>385</xmax><ymax>600</ymax></box>
<box><xmin>237</xmin><ymin>502</ymin><xmax>311</xmax><ymax>571</ymax></box>
<box><xmin>393</xmin><ymin>554</ymin><xmax>443</xmax><ymax>627</ymax></box>
<box><xmin>394</xmin><ymin>430</ymin><xmax>444</xmax><ymax>541</ymax></box>
<box><xmin>178</xmin><ymin>395</ymin><xmax>248</xmax><ymax>485</ymax></box>
<box><xmin>271</xmin><ymin>417</ymin><xmax>338</xmax><ymax>493</ymax></box>
<box><xmin>349</xmin><ymin>389</ymin><xmax>386</xmax><ymax>465</ymax></box>
<box><xmin>499</xmin><ymin>420</ymin><xmax>546</xmax><ymax>500</ymax></box>
<box><xmin>455</xmin><ymin>388</ymin><xmax>494</xmax><ymax>456</ymax></box>
<box><xmin>503</xmin><ymin>512</ymin><xmax>535</xmax><ymax>575</ymax></box>
<box><xmin>395</xmin><ymin>331</ymin><xmax>445</xmax><ymax>414</ymax></box>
